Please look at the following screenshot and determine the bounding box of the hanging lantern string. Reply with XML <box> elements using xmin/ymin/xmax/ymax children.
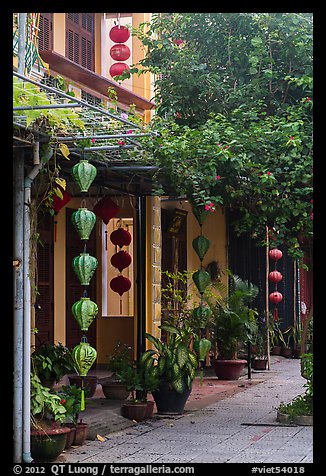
<box><xmin>117</xmin><ymin>12</ymin><xmax>121</xmax><ymax>28</ymax></box>
<box><xmin>83</xmin><ymin>288</ymin><xmax>88</xmax><ymax>298</ymax></box>
<box><xmin>81</xmin><ymin>198</ymin><xmax>87</xmax><ymax>209</ymax></box>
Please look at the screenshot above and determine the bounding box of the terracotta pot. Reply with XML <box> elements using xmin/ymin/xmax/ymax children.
<box><xmin>68</xmin><ymin>375</ymin><xmax>98</xmax><ymax>398</ymax></box>
<box><xmin>144</xmin><ymin>400</ymin><xmax>155</xmax><ymax>418</ymax></box>
<box><xmin>271</xmin><ymin>345</ymin><xmax>281</xmax><ymax>355</ymax></box>
<box><xmin>292</xmin><ymin>347</ymin><xmax>301</xmax><ymax>359</ymax></box>
<box><xmin>281</xmin><ymin>347</ymin><xmax>293</xmax><ymax>358</ymax></box>
<box><xmin>31</xmin><ymin>426</ymin><xmax>71</xmax><ymax>462</ymax></box>
<box><xmin>64</xmin><ymin>426</ymin><xmax>76</xmax><ymax>449</ymax></box>
<box><xmin>101</xmin><ymin>381</ymin><xmax>130</xmax><ymax>400</ymax></box>
<box><xmin>252</xmin><ymin>358</ymin><xmax>268</xmax><ymax>370</ymax></box>
<box><xmin>72</xmin><ymin>422</ymin><xmax>88</xmax><ymax>446</ymax></box>
<box><xmin>121</xmin><ymin>402</ymin><xmax>147</xmax><ymax>422</ymax></box>
<box><xmin>213</xmin><ymin>359</ymin><xmax>247</xmax><ymax>380</ymax></box>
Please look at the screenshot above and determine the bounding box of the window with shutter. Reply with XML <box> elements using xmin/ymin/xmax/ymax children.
<box><xmin>38</xmin><ymin>13</ymin><xmax>53</xmax><ymax>51</ymax></box>
<box><xmin>66</xmin><ymin>13</ymin><xmax>95</xmax><ymax>71</ymax></box>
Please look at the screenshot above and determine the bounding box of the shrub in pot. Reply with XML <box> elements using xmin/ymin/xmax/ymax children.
<box><xmin>208</xmin><ymin>273</ymin><xmax>258</xmax><ymax>380</ymax></box>
<box><xmin>67</xmin><ymin>374</ymin><xmax>98</xmax><ymax>398</ymax></box>
<box><xmin>118</xmin><ymin>363</ymin><xmax>149</xmax><ymax>422</ymax></box>
<box><xmin>30</xmin><ymin>372</ymin><xmax>70</xmax><ymax>462</ymax></box>
<box><xmin>141</xmin><ymin>323</ymin><xmax>199</xmax><ymax>415</ymax></box>
<box><xmin>55</xmin><ymin>384</ymin><xmax>88</xmax><ymax>447</ymax></box>
<box><xmin>101</xmin><ymin>341</ymin><xmax>132</xmax><ymax>400</ymax></box>
<box><xmin>31</xmin><ymin>342</ymin><xmax>75</xmax><ymax>388</ymax></box>
<box><xmin>252</xmin><ymin>319</ymin><xmax>268</xmax><ymax>370</ymax></box>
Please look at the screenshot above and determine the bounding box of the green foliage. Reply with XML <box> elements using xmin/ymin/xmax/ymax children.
<box><xmin>31</xmin><ymin>343</ymin><xmax>75</xmax><ymax>384</ymax></box>
<box><xmin>143</xmin><ymin>324</ymin><xmax>198</xmax><ymax>394</ymax></box>
<box><xmin>30</xmin><ymin>372</ymin><xmax>66</xmax><ymax>428</ymax></box>
<box><xmin>208</xmin><ymin>273</ymin><xmax>259</xmax><ymax>359</ymax></box>
<box><xmin>55</xmin><ymin>385</ymin><xmax>82</xmax><ymax>424</ymax></box>
<box><xmin>128</xmin><ymin>13</ymin><xmax>313</xmax><ymax>261</ymax></box>
<box><xmin>106</xmin><ymin>341</ymin><xmax>133</xmax><ymax>379</ymax></box>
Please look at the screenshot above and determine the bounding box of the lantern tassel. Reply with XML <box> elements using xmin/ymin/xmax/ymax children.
<box><xmin>274</xmin><ymin>307</ymin><xmax>278</xmax><ymax>321</ymax></box>
<box><xmin>80</xmin><ymin>378</ymin><xmax>85</xmax><ymax>412</ymax></box>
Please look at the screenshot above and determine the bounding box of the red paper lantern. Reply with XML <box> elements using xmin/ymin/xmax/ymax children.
<box><xmin>109</xmin><ymin>25</ymin><xmax>130</xmax><ymax>43</ymax></box>
<box><xmin>110</xmin><ymin>44</ymin><xmax>130</xmax><ymax>61</ymax></box>
<box><xmin>111</xmin><ymin>250</ymin><xmax>132</xmax><ymax>272</ymax></box>
<box><xmin>109</xmin><ymin>62</ymin><xmax>130</xmax><ymax>78</ymax></box>
<box><xmin>269</xmin><ymin>249</ymin><xmax>283</xmax><ymax>261</ymax></box>
<box><xmin>269</xmin><ymin>291</ymin><xmax>283</xmax><ymax>304</ymax></box>
<box><xmin>110</xmin><ymin>275</ymin><xmax>131</xmax><ymax>296</ymax></box>
<box><xmin>173</xmin><ymin>39</ymin><xmax>184</xmax><ymax>46</ymax></box>
<box><xmin>52</xmin><ymin>186</ymin><xmax>71</xmax><ymax>214</ymax></box>
<box><xmin>93</xmin><ymin>197</ymin><xmax>120</xmax><ymax>225</ymax></box>
<box><xmin>110</xmin><ymin>228</ymin><xmax>132</xmax><ymax>247</ymax></box>
<box><xmin>268</xmin><ymin>270</ymin><xmax>283</xmax><ymax>283</ymax></box>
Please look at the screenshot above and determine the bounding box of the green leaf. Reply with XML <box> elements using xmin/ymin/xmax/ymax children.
<box><xmin>176</xmin><ymin>343</ymin><xmax>189</xmax><ymax>368</ymax></box>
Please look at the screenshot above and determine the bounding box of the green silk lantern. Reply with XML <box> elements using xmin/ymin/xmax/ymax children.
<box><xmin>192</xmin><ymin>235</ymin><xmax>210</xmax><ymax>261</ymax></box>
<box><xmin>72</xmin><ymin>297</ymin><xmax>98</xmax><ymax>331</ymax></box>
<box><xmin>192</xmin><ymin>205</ymin><xmax>209</xmax><ymax>226</ymax></box>
<box><xmin>192</xmin><ymin>269</ymin><xmax>211</xmax><ymax>294</ymax></box>
<box><xmin>72</xmin><ymin>252</ymin><xmax>98</xmax><ymax>285</ymax></box>
<box><xmin>72</xmin><ymin>339</ymin><xmax>97</xmax><ymax>377</ymax></box>
<box><xmin>72</xmin><ymin>159</ymin><xmax>97</xmax><ymax>193</ymax></box>
<box><xmin>71</xmin><ymin>208</ymin><xmax>96</xmax><ymax>241</ymax></box>
<box><xmin>72</xmin><ymin>338</ymin><xmax>97</xmax><ymax>411</ymax></box>
<box><xmin>192</xmin><ymin>304</ymin><xmax>212</xmax><ymax>328</ymax></box>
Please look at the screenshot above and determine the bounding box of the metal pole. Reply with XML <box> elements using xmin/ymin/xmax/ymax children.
<box><xmin>13</xmin><ymin>13</ymin><xmax>27</xmax><ymax>463</ymax></box>
<box><xmin>136</xmin><ymin>195</ymin><xmax>147</xmax><ymax>361</ymax></box>
<box><xmin>13</xmin><ymin>150</ymin><xmax>24</xmax><ymax>463</ymax></box>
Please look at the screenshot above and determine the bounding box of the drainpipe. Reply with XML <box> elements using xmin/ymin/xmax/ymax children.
<box><xmin>13</xmin><ymin>12</ymin><xmax>27</xmax><ymax>464</ymax></box>
<box><xmin>23</xmin><ymin>143</ymin><xmax>42</xmax><ymax>463</ymax></box>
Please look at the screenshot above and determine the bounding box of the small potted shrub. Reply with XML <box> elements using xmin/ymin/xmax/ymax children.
<box><xmin>100</xmin><ymin>341</ymin><xmax>132</xmax><ymax>400</ymax></box>
<box><xmin>141</xmin><ymin>323</ymin><xmax>198</xmax><ymax>415</ymax></box>
<box><xmin>280</xmin><ymin>326</ymin><xmax>293</xmax><ymax>358</ymax></box>
<box><xmin>268</xmin><ymin>318</ymin><xmax>282</xmax><ymax>355</ymax></box>
<box><xmin>252</xmin><ymin>319</ymin><xmax>268</xmax><ymax>370</ymax></box>
<box><xmin>30</xmin><ymin>372</ymin><xmax>71</xmax><ymax>462</ymax></box>
<box><xmin>118</xmin><ymin>363</ymin><xmax>148</xmax><ymax>422</ymax></box>
<box><xmin>31</xmin><ymin>342</ymin><xmax>75</xmax><ymax>388</ymax></box>
<box><xmin>55</xmin><ymin>385</ymin><xmax>88</xmax><ymax>448</ymax></box>
<box><xmin>208</xmin><ymin>274</ymin><xmax>258</xmax><ymax>380</ymax></box>
<box><xmin>276</xmin><ymin>353</ymin><xmax>313</xmax><ymax>425</ymax></box>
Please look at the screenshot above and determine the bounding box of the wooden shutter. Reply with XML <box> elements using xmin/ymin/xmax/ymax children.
<box><xmin>65</xmin><ymin>208</ymin><xmax>97</xmax><ymax>352</ymax></box>
<box><xmin>66</xmin><ymin>13</ymin><xmax>95</xmax><ymax>71</ymax></box>
<box><xmin>38</xmin><ymin>13</ymin><xmax>53</xmax><ymax>51</ymax></box>
<box><xmin>35</xmin><ymin>213</ymin><xmax>54</xmax><ymax>347</ymax></box>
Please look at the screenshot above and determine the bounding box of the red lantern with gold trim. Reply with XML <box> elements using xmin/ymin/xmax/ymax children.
<box><xmin>110</xmin><ymin>228</ymin><xmax>132</xmax><ymax>247</ymax></box>
<box><xmin>93</xmin><ymin>196</ymin><xmax>120</xmax><ymax>225</ymax></box>
<box><xmin>110</xmin><ymin>275</ymin><xmax>131</xmax><ymax>296</ymax></box>
<box><xmin>109</xmin><ymin>25</ymin><xmax>130</xmax><ymax>43</ymax></box>
<box><xmin>111</xmin><ymin>250</ymin><xmax>132</xmax><ymax>272</ymax></box>
<box><xmin>110</xmin><ymin>44</ymin><xmax>130</xmax><ymax>61</ymax></box>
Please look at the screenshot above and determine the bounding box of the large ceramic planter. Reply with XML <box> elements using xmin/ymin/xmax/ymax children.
<box><xmin>101</xmin><ymin>380</ymin><xmax>130</xmax><ymax>400</ymax></box>
<box><xmin>31</xmin><ymin>426</ymin><xmax>71</xmax><ymax>462</ymax></box>
<box><xmin>68</xmin><ymin>374</ymin><xmax>98</xmax><ymax>398</ymax></box>
<box><xmin>121</xmin><ymin>402</ymin><xmax>148</xmax><ymax>422</ymax></box>
<box><xmin>145</xmin><ymin>400</ymin><xmax>155</xmax><ymax>419</ymax></box>
<box><xmin>152</xmin><ymin>381</ymin><xmax>192</xmax><ymax>415</ymax></box>
<box><xmin>213</xmin><ymin>359</ymin><xmax>247</xmax><ymax>380</ymax></box>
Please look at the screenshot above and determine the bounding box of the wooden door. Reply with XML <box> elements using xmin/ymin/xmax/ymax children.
<box><xmin>35</xmin><ymin>213</ymin><xmax>54</xmax><ymax>347</ymax></box>
<box><xmin>65</xmin><ymin>208</ymin><xmax>97</xmax><ymax>352</ymax></box>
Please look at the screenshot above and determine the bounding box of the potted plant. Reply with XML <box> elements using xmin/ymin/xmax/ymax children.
<box><xmin>208</xmin><ymin>273</ymin><xmax>258</xmax><ymax>380</ymax></box>
<box><xmin>55</xmin><ymin>384</ymin><xmax>88</xmax><ymax>447</ymax></box>
<box><xmin>276</xmin><ymin>353</ymin><xmax>313</xmax><ymax>425</ymax></box>
<box><xmin>252</xmin><ymin>319</ymin><xmax>268</xmax><ymax>370</ymax></box>
<box><xmin>141</xmin><ymin>323</ymin><xmax>198</xmax><ymax>415</ymax></box>
<box><xmin>268</xmin><ymin>318</ymin><xmax>282</xmax><ymax>355</ymax></box>
<box><xmin>31</xmin><ymin>342</ymin><xmax>75</xmax><ymax>388</ymax></box>
<box><xmin>292</xmin><ymin>321</ymin><xmax>303</xmax><ymax>358</ymax></box>
<box><xmin>30</xmin><ymin>372</ymin><xmax>71</xmax><ymax>462</ymax></box>
<box><xmin>100</xmin><ymin>341</ymin><xmax>132</xmax><ymax>400</ymax></box>
<box><xmin>280</xmin><ymin>326</ymin><xmax>293</xmax><ymax>358</ymax></box>
<box><xmin>118</xmin><ymin>362</ymin><xmax>149</xmax><ymax>422</ymax></box>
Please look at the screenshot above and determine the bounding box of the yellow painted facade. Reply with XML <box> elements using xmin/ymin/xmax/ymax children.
<box><xmin>14</xmin><ymin>13</ymin><xmax>227</xmax><ymax>364</ymax></box>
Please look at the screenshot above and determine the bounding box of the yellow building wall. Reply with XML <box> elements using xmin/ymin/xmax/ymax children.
<box><xmin>53</xmin><ymin>13</ymin><xmax>65</xmax><ymax>55</ymax></box>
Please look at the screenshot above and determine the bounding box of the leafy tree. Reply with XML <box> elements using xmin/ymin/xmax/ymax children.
<box><xmin>120</xmin><ymin>13</ymin><xmax>313</xmax><ymax>261</ymax></box>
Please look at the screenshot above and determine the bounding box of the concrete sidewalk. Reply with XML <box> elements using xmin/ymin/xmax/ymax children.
<box><xmin>56</xmin><ymin>356</ymin><xmax>313</xmax><ymax>464</ymax></box>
